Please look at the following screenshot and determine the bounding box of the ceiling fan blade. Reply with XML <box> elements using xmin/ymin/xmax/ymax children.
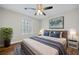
<box><xmin>44</xmin><ymin>6</ymin><xmax>53</xmax><ymax>10</ymax></box>
<box><xmin>42</xmin><ymin>12</ymin><xmax>46</xmax><ymax>16</ymax></box>
<box><xmin>25</xmin><ymin>8</ymin><xmax>36</xmax><ymax>10</ymax></box>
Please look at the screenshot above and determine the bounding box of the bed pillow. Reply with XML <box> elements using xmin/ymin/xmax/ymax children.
<box><xmin>50</xmin><ymin>31</ymin><xmax>60</xmax><ymax>38</ymax></box>
<box><xmin>43</xmin><ymin>30</ymin><xmax>49</xmax><ymax>36</ymax></box>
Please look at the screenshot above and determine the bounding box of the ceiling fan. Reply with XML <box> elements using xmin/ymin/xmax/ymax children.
<box><xmin>24</xmin><ymin>4</ymin><xmax>53</xmax><ymax>16</ymax></box>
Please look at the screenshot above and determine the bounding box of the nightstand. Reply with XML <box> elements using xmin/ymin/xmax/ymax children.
<box><xmin>67</xmin><ymin>39</ymin><xmax>79</xmax><ymax>55</ymax></box>
<box><xmin>68</xmin><ymin>39</ymin><xmax>79</xmax><ymax>49</ymax></box>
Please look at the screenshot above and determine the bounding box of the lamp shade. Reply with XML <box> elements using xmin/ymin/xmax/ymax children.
<box><xmin>69</xmin><ymin>29</ymin><xmax>76</xmax><ymax>35</ymax></box>
<box><xmin>39</xmin><ymin>29</ymin><xmax>44</xmax><ymax>35</ymax></box>
<box><xmin>68</xmin><ymin>29</ymin><xmax>77</xmax><ymax>39</ymax></box>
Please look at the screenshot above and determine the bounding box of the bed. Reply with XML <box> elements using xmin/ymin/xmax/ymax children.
<box><xmin>21</xmin><ymin>30</ymin><xmax>68</xmax><ymax>55</ymax></box>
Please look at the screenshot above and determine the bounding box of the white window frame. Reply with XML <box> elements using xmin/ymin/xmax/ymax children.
<box><xmin>21</xmin><ymin>17</ymin><xmax>33</xmax><ymax>34</ymax></box>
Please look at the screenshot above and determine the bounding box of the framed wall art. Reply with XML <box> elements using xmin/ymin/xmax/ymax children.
<box><xmin>49</xmin><ymin>16</ymin><xmax>64</xmax><ymax>29</ymax></box>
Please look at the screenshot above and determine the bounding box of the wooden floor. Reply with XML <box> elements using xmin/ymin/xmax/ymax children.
<box><xmin>67</xmin><ymin>47</ymin><xmax>79</xmax><ymax>55</ymax></box>
<box><xmin>0</xmin><ymin>43</ymin><xmax>79</xmax><ymax>55</ymax></box>
<box><xmin>0</xmin><ymin>43</ymin><xmax>18</xmax><ymax>55</ymax></box>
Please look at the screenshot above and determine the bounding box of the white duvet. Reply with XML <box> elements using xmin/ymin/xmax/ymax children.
<box><xmin>22</xmin><ymin>36</ymin><xmax>66</xmax><ymax>55</ymax></box>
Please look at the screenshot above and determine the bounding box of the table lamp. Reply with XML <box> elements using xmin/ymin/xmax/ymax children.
<box><xmin>69</xmin><ymin>29</ymin><xmax>76</xmax><ymax>40</ymax></box>
<box><xmin>39</xmin><ymin>29</ymin><xmax>44</xmax><ymax>36</ymax></box>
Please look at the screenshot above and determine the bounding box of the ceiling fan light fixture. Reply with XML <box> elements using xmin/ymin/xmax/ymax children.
<box><xmin>37</xmin><ymin>10</ymin><xmax>43</xmax><ymax>15</ymax></box>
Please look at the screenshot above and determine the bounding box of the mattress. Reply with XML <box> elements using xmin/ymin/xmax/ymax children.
<box><xmin>22</xmin><ymin>36</ymin><xmax>66</xmax><ymax>55</ymax></box>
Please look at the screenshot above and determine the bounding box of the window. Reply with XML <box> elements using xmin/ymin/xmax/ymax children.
<box><xmin>22</xmin><ymin>17</ymin><xmax>32</xmax><ymax>34</ymax></box>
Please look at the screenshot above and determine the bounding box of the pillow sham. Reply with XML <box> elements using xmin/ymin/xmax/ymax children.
<box><xmin>50</xmin><ymin>31</ymin><xmax>61</xmax><ymax>38</ymax></box>
<box><xmin>43</xmin><ymin>30</ymin><xmax>49</xmax><ymax>36</ymax></box>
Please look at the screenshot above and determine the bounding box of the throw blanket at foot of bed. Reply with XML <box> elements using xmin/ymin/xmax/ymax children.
<box><xmin>30</xmin><ymin>36</ymin><xmax>66</xmax><ymax>55</ymax></box>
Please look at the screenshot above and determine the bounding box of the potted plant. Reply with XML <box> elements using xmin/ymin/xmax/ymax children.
<box><xmin>0</xmin><ymin>27</ymin><xmax>13</xmax><ymax>47</ymax></box>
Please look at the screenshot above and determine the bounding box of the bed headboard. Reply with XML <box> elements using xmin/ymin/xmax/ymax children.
<box><xmin>58</xmin><ymin>31</ymin><xmax>68</xmax><ymax>38</ymax></box>
<box><xmin>44</xmin><ymin>30</ymin><xmax>68</xmax><ymax>39</ymax></box>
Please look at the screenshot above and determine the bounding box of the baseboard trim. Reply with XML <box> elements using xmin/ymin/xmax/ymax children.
<box><xmin>11</xmin><ymin>40</ymin><xmax>22</xmax><ymax>44</ymax></box>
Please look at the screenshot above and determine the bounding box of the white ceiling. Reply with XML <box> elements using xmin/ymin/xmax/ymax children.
<box><xmin>0</xmin><ymin>4</ymin><xmax>79</xmax><ymax>20</ymax></box>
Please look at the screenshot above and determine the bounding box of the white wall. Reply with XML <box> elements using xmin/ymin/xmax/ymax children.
<box><xmin>41</xmin><ymin>8</ymin><xmax>79</xmax><ymax>32</ymax></box>
<box><xmin>0</xmin><ymin>7</ymin><xmax>41</xmax><ymax>42</ymax></box>
<box><xmin>0</xmin><ymin>8</ymin><xmax>2</xmax><ymax>26</ymax></box>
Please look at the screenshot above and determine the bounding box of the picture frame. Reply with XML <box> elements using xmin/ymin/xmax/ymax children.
<box><xmin>49</xmin><ymin>16</ymin><xmax>64</xmax><ymax>29</ymax></box>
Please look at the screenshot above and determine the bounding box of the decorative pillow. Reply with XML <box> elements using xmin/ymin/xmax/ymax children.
<box><xmin>43</xmin><ymin>30</ymin><xmax>49</xmax><ymax>36</ymax></box>
<box><xmin>50</xmin><ymin>31</ymin><xmax>60</xmax><ymax>38</ymax></box>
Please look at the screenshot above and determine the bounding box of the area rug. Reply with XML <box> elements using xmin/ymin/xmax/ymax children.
<box><xmin>10</xmin><ymin>43</ymin><xmax>25</xmax><ymax>55</ymax></box>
